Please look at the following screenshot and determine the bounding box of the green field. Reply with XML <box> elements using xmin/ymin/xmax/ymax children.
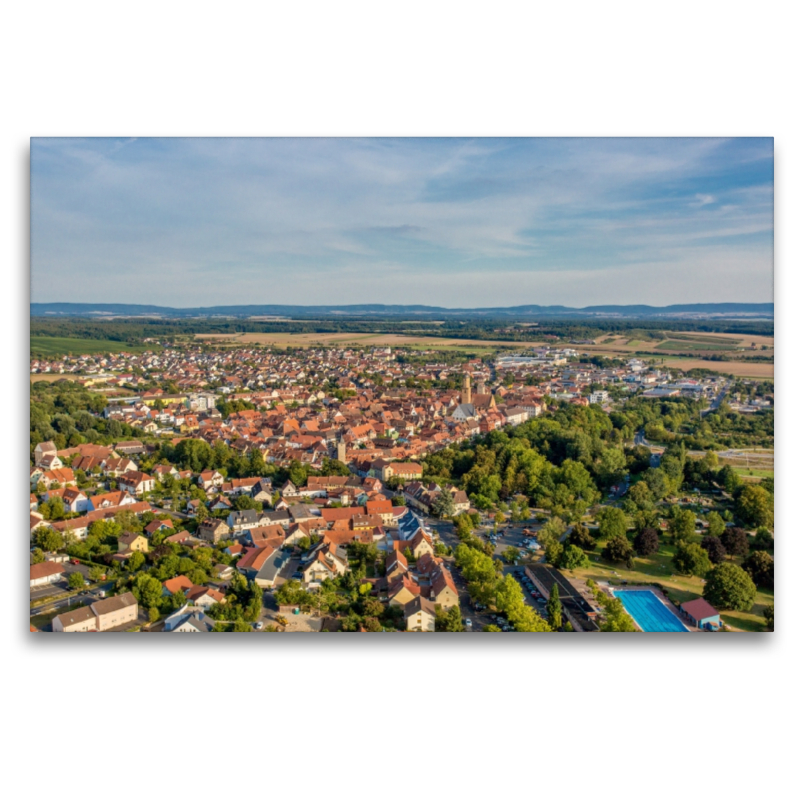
<box><xmin>654</xmin><ymin>339</ymin><xmax>736</xmax><ymax>352</ymax></box>
<box><xmin>30</xmin><ymin>336</ymin><xmax>160</xmax><ymax>356</ymax></box>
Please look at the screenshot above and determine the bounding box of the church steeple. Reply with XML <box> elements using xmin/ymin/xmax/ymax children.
<box><xmin>464</xmin><ymin>373</ymin><xmax>472</xmax><ymax>404</ymax></box>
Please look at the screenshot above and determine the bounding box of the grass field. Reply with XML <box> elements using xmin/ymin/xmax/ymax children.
<box><xmin>655</xmin><ymin>340</ymin><xmax>737</xmax><ymax>351</ymax></box>
<box><xmin>569</xmin><ymin>543</ymin><xmax>772</xmax><ymax>632</ymax></box>
<box><xmin>31</xmin><ymin>336</ymin><xmax>159</xmax><ymax>356</ymax></box>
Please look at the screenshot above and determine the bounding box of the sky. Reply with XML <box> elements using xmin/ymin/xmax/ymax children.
<box><xmin>30</xmin><ymin>137</ymin><xmax>774</xmax><ymax>308</ymax></box>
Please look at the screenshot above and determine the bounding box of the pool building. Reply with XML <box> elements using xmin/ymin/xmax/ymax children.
<box><xmin>680</xmin><ymin>598</ymin><xmax>722</xmax><ymax>631</ymax></box>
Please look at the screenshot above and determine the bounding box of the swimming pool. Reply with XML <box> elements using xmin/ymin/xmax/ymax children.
<box><xmin>613</xmin><ymin>589</ymin><xmax>689</xmax><ymax>632</ymax></box>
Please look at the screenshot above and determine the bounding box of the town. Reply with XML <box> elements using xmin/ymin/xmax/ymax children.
<box><xmin>29</xmin><ymin>334</ymin><xmax>774</xmax><ymax>633</ymax></box>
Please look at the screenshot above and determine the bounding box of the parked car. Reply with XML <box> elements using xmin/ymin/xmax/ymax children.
<box><xmin>253</xmin><ymin>621</ymin><xmax>264</xmax><ymax>630</ymax></box>
<box><xmin>465</xmin><ymin>618</ymin><xmax>473</xmax><ymax>628</ymax></box>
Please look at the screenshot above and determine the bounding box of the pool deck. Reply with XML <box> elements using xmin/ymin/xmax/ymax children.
<box><xmin>601</xmin><ymin>584</ymin><xmax>699</xmax><ymax>632</ymax></box>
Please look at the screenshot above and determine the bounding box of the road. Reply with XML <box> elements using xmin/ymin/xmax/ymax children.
<box><xmin>423</xmin><ymin>514</ymin><xmax>548</xmax><ymax>630</ymax></box>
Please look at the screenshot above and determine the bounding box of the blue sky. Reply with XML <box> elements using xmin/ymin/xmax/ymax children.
<box><xmin>30</xmin><ymin>137</ymin><xmax>774</xmax><ymax>307</ymax></box>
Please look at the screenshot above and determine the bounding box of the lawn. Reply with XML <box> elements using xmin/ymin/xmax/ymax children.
<box><xmin>569</xmin><ymin>543</ymin><xmax>772</xmax><ymax>632</ymax></box>
<box><xmin>30</xmin><ymin>602</ymin><xmax>84</xmax><ymax>631</ymax></box>
<box><xmin>30</xmin><ymin>336</ymin><xmax>160</xmax><ymax>356</ymax></box>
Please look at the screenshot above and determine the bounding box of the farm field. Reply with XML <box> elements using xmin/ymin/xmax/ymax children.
<box><xmin>195</xmin><ymin>331</ymin><xmax>530</xmax><ymax>351</ymax></box>
<box><xmin>658</xmin><ymin>357</ymin><xmax>773</xmax><ymax>378</ymax></box>
<box><xmin>30</xmin><ymin>336</ymin><xmax>159</xmax><ymax>356</ymax></box>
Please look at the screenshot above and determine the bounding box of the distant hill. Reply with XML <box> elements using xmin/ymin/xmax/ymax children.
<box><xmin>30</xmin><ymin>302</ymin><xmax>774</xmax><ymax>320</ymax></box>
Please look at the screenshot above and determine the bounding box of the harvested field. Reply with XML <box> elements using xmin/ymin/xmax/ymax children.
<box><xmin>660</xmin><ymin>358</ymin><xmax>774</xmax><ymax>378</ymax></box>
<box><xmin>195</xmin><ymin>332</ymin><xmax>535</xmax><ymax>350</ymax></box>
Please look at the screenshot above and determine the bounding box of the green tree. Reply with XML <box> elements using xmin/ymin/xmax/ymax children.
<box><xmin>703</xmin><ymin>562</ymin><xmax>757</xmax><ymax>611</ymax></box>
<box><xmin>435</xmin><ymin>605</ymin><xmax>464</xmax><ymax>632</ymax></box>
<box><xmin>558</xmin><ymin>544</ymin><xmax>590</xmax><ymax>570</ymax></box>
<box><xmin>567</xmin><ymin>523</ymin><xmax>596</xmax><ymax>551</ymax></box>
<box><xmin>668</xmin><ymin>507</ymin><xmax>695</xmax><ymax>542</ymax></box>
<box><xmin>735</xmin><ymin>485</ymin><xmax>773</xmax><ymax>528</ymax></box>
<box><xmin>148</xmin><ymin>606</ymin><xmax>160</xmax><ymax>623</ymax></box>
<box><xmin>127</xmin><ymin>551</ymin><xmax>145</xmax><ymax>572</ymax></box>
<box><xmin>431</xmin><ymin>491</ymin><xmax>456</xmax><ymax>518</ymax></box>
<box><xmin>134</xmin><ymin>573</ymin><xmax>163</xmax><ymax>609</ymax></box>
<box><xmin>672</xmin><ymin>541</ymin><xmax>711</xmax><ymax>577</ymax></box>
<box><xmin>763</xmin><ymin>604</ymin><xmax>774</xmax><ymax>632</ymax></box>
<box><xmin>546</xmin><ymin>584</ymin><xmax>562</xmax><ymax>630</ymax></box>
<box><xmin>30</xmin><ymin>548</ymin><xmax>45</xmax><ymax>564</ymax></box>
<box><xmin>68</xmin><ymin>571</ymin><xmax>85</xmax><ymax>590</ymax></box>
<box><xmin>742</xmin><ymin>550</ymin><xmax>774</xmax><ymax>589</ymax></box>
<box><xmin>707</xmin><ymin>511</ymin><xmax>726</xmax><ymax>539</ymax></box>
<box><xmin>596</xmin><ymin>506</ymin><xmax>628</xmax><ymax>540</ymax></box>
<box><xmin>602</xmin><ymin>534</ymin><xmax>634</xmax><ymax>567</ymax></box>
<box><xmin>504</xmin><ymin>546</ymin><xmax>521</xmax><ymax>565</ymax></box>
<box><xmin>34</xmin><ymin>528</ymin><xmax>65</xmax><ymax>552</ymax></box>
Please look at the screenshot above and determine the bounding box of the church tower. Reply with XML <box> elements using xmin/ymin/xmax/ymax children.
<box><xmin>464</xmin><ymin>373</ymin><xmax>472</xmax><ymax>405</ymax></box>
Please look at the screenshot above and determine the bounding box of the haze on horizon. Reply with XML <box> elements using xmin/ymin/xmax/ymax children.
<box><xmin>30</xmin><ymin>137</ymin><xmax>774</xmax><ymax>308</ymax></box>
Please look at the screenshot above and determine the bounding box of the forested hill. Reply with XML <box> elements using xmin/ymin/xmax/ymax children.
<box><xmin>31</xmin><ymin>302</ymin><xmax>774</xmax><ymax>320</ymax></box>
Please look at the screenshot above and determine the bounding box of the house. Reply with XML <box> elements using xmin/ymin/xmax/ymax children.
<box><xmin>186</xmin><ymin>585</ymin><xmax>225</xmax><ymax>609</ymax></box>
<box><xmin>144</xmin><ymin>519</ymin><xmax>174</xmax><ymax>537</ymax></box>
<box><xmin>381</xmin><ymin>461</ymin><xmax>423</xmax><ymax>482</ymax></box>
<box><xmin>385</xmin><ymin>549</ymin><xmax>409</xmax><ymax>582</ymax></box>
<box><xmin>118</xmin><ymin>532</ymin><xmax>149</xmax><ymax>554</ymax></box>
<box><xmin>34</xmin><ymin>441</ymin><xmax>58</xmax><ymax>466</ymax></box>
<box><xmin>365</xmin><ymin>499</ymin><xmax>395</xmax><ymax>527</ymax></box>
<box><xmin>51</xmin><ymin>605</ymin><xmax>97</xmax><ymax>633</ymax></box>
<box><xmin>388</xmin><ymin>574</ymin><xmax>421</xmax><ymax>607</ymax></box>
<box><xmin>162</xmin><ymin>575</ymin><xmax>194</xmax><ymax>596</ymax></box>
<box><xmin>681</xmin><ymin>598</ymin><xmax>722</xmax><ymax>631</ymax></box>
<box><xmin>197</xmin><ymin>518</ymin><xmax>231</xmax><ymax>544</ymax></box>
<box><xmin>118</xmin><ymin>471</ymin><xmax>156</xmax><ymax>496</ymax></box>
<box><xmin>302</xmin><ymin>543</ymin><xmax>349</xmax><ymax>586</ymax></box>
<box><xmin>198</xmin><ymin>470</ymin><xmax>224</xmax><ymax>489</ymax></box>
<box><xmin>165</xmin><ymin>609</ymin><xmax>215</xmax><ymax>632</ymax></box>
<box><xmin>236</xmin><ymin>545</ymin><xmax>289</xmax><ymax>588</ymax></box>
<box><xmin>88</xmin><ymin>490</ymin><xmax>136</xmax><ymax>512</ymax></box>
<box><xmin>404</xmin><ymin>596</ymin><xmax>436</xmax><ymax>632</ymax></box>
<box><xmin>54</xmin><ymin>592</ymin><xmax>139</xmax><ymax>632</ymax></box>
<box><xmin>91</xmin><ymin>592</ymin><xmax>138</xmax><ymax>630</ymax></box>
<box><xmin>450</xmin><ymin>489</ymin><xmax>470</xmax><ymax>514</ymax></box>
<box><xmin>429</xmin><ymin>566</ymin><xmax>459</xmax><ymax>609</ymax></box>
<box><xmin>227</xmin><ymin>508</ymin><xmax>259</xmax><ymax>532</ymax></box>
<box><xmin>30</xmin><ymin>561</ymin><xmax>64</xmax><ymax>588</ymax></box>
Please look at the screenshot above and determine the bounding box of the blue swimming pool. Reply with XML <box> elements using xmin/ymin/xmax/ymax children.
<box><xmin>613</xmin><ymin>590</ymin><xmax>689</xmax><ymax>632</ymax></box>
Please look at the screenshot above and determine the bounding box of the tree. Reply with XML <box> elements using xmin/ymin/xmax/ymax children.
<box><xmin>628</xmin><ymin>480</ymin><xmax>653</xmax><ymax>510</ymax></box>
<box><xmin>763</xmin><ymin>604</ymin><xmax>774</xmax><ymax>632</ymax></box>
<box><xmin>567</xmin><ymin>522</ymin><xmax>596</xmax><ymax>551</ymax></box>
<box><xmin>68</xmin><ymin>571</ymin><xmax>85</xmax><ymax>590</ymax></box>
<box><xmin>494</xmin><ymin>511</ymin><xmax>506</xmax><ymax>526</ymax></box>
<box><xmin>134</xmin><ymin>573</ymin><xmax>163</xmax><ymax>609</ymax></box>
<box><xmin>127</xmin><ymin>551</ymin><xmax>145</xmax><ymax>572</ymax></box>
<box><xmin>672</xmin><ymin>542</ymin><xmax>711</xmax><ymax>577</ymax></box>
<box><xmin>546</xmin><ymin>584</ymin><xmax>562</xmax><ymax>630</ymax></box>
<box><xmin>668</xmin><ymin>507</ymin><xmax>695</xmax><ymax>542</ymax></box>
<box><xmin>431</xmin><ymin>491</ymin><xmax>455</xmax><ymax>518</ymax></box>
<box><xmin>435</xmin><ymin>605</ymin><xmax>464</xmax><ymax>632</ymax></box>
<box><xmin>602</xmin><ymin>534</ymin><xmax>634</xmax><ymax>567</ymax></box>
<box><xmin>483</xmin><ymin>624</ymin><xmax>502</xmax><ymax>632</ymax></box>
<box><xmin>742</xmin><ymin>550</ymin><xmax>774</xmax><ymax>589</ymax></box>
<box><xmin>751</xmin><ymin>527</ymin><xmax>773</xmax><ymax>552</ymax></box>
<box><xmin>30</xmin><ymin>548</ymin><xmax>45</xmax><ymax>564</ymax></box>
<box><xmin>700</xmin><ymin>535</ymin><xmax>727</xmax><ymax>564</ymax></box>
<box><xmin>89</xmin><ymin>565</ymin><xmax>105</xmax><ymax>582</ymax></box>
<box><xmin>633</xmin><ymin>527</ymin><xmax>659</xmax><ymax>557</ymax></box>
<box><xmin>558</xmin><ymin>544</ymin><xmax>589</xmax><ymax>570</ymax></box>
<box><xmin>596</xmin><ymin>507</ymin><xmax>628</xmax><ymax>540</ymax></box>
<box><xmin>34</xmin><ymin>528</ymin><xmax>65</xmax><ymax>552</ymax></box>
<box><xmin>148</xmin><ymin>606</ymin><xmax>160</xmax><ymax>623</ymax></box>
<box><xmin>545</xmin><ymin>540</ymin><xmax>563</xmax><ymax>566</ymax></box>
<box><xmin>703</xmin><ymin>562</ymin><xmax>757</xmax><ymax>611</ymax></box>
<box><xmin>721</xmin><ymin>527</ymin><xmax>750</xmax><ymax>558</ymax></box>
<box><xmin>707</xmin><ymin>511</ymin><xmax>726</xmax><ymax>539</ymax></box>
<box><xmin>503</xmin><ymin>546</ymin><xmax>521</xmax><ymax>565</ymax></box>
<box><xmin>735</xmin><ymin>484</ymin><xmax>773</xmax><ymax>528</ymax></box>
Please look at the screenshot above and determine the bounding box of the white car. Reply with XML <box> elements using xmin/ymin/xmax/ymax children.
<box><xmin>465</xmin><ymin>618</ymin><xmax>473</xmax><ymax>628</ymax></box>
<box><xmin>253</xmin><ymin>621</ymin><xmax>264</xmax><ymax>630</ymax></box>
